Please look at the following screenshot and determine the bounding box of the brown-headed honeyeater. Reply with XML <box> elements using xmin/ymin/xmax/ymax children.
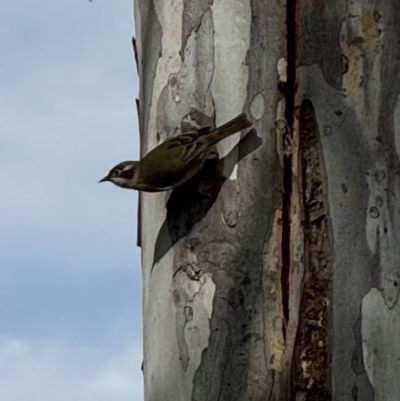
<box><xmin>99</xmin><ymin>113</ymin><xmax>251</xmax><ymax>192</ymax></box>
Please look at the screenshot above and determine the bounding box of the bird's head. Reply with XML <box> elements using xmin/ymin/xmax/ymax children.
<box><xmin>98</xmin><ymin>161</ymin><xmax>140</xmax><ymax>189</ymax></box>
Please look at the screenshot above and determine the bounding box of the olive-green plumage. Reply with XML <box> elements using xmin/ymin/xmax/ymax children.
<box><xmin>99</xmin><ymin>113</ymin><xmax>251</xmax><ymax>192</ymax></box>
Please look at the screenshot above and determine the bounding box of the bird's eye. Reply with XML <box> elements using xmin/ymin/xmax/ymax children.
<box><xmin>113</xmin><ymin>169</ymin><xmax>121</xmax><ymax>176</ymax></box>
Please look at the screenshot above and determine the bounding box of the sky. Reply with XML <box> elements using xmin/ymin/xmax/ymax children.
<box><xmin>0</xmin><ymin>1</ymin><xmax>143</xmax><ymax>400</ymax></box>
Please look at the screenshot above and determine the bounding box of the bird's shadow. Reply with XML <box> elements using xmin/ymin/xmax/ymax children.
<box><xmin>151</xmin><ymin>129</ymin><xmax>261</xmax><ymax>270</ymax></box>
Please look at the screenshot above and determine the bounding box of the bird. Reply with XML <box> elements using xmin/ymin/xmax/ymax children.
<box><xmin>99</xmin><ymin>113</ymin><xmax>252</xmax><ymax>192</ymax></box>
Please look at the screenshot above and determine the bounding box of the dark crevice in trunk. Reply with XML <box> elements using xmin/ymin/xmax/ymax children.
<box><xmin>281</xmin><ymin>158</ymin><xmax>292</xmax><ymax>341</ymax></box>
<box><xmin>281</xmin><ymin>0</ymin><xmax>297</xmax><ymax>341</ymax></box>
<box><xmin>292</xmin><ymin>100</ymin><xmax>332</xmax><ymax>401</ymax></box>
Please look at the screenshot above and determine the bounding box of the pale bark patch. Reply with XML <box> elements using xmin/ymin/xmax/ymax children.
<box><xmin>362</xmin><ymin>288</ymin><xmax>400</xmax><ymax>399</ymax></box>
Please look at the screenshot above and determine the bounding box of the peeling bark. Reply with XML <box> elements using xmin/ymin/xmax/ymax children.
<box><xmin>134</xmin><ymin>0</ymin><xmax>400</xmax><ymax>400</ymax></box>
<box><xmin>292</xmin><ymin>100</ymin><xmax>333</xmax><ymax>400</ymax></box>
<box><xmin>297</xmin><ymin>1</ymin><xmax>400</xmax><ymax>400</ymax></box>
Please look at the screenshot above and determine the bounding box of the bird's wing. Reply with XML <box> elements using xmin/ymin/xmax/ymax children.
<box><xmin>163</xmin><ymin>127</ymin><xmax>211</xmax><ymax>149</ymax></box>
<box><xmin>139</xmin><ymin>127</ymin><xmax>212</xmax><ymax>189</ymax></box>
<box><xmin>161</xmin><ymin>127</ymin><xmax>212</xmax><ymax>163</ymax></box>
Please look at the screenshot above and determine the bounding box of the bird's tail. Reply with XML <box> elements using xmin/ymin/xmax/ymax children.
<box><xmin>204</xmin><ymin>113</ymin><xmax>252</xmax><ymax>146</ymax></box>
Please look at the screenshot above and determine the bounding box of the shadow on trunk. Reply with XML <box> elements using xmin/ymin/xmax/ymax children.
<box><xmin>152</xmin><ymin>129</ymin><xmax>262</xmax><ymax>269</ymax></box>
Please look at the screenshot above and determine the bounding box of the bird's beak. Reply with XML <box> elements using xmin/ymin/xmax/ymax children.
<box><xmin>98</xmin><ymin>176</ymin><xmax>110</xmax><ymax>183</ymax></box>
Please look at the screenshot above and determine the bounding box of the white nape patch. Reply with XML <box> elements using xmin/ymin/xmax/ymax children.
<box><xmin>121</xmin><ymin>164</ymin><xmax>135</xmax><ymax>173</ymax></box>
<box><xmin>277</xmin><ymin>58</ymin><xmax>288</xmax><ymax>82</ymax></box>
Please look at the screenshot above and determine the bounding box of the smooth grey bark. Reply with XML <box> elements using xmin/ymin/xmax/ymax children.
<box><xmin>297</xmin><ymin>1</ymin><xmax>400</xmax><ymax>400</ymax></box>
<box><xmin>134</xmin><ymin>0</ymin><xmax>400</xmax><ymax>400</ymax></box>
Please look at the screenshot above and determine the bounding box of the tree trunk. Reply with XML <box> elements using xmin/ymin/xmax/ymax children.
<box><xmin>134</xmin><ymin>0</ymin><xmax>400</xmax><ymax>400</ymax></box>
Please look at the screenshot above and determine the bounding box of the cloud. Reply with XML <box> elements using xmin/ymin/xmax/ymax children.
<box><xmin>0</xmin><ymin>0</ymin><xmax>141</xmax><ymax>274</ymax></box>
<box><xmin>0</xmin><ymin>338</ymin><xmax>143</xmax><ymax>401</ymax></box>
<box><xmin>0</xmin><ymin>1</ymin><xmax>144</xmax><ymax>399</ymax></box>
<box><xmin>0</xmin><ymin>0</ymin><xmax>141</xmax><ymax>272</ymax></box>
